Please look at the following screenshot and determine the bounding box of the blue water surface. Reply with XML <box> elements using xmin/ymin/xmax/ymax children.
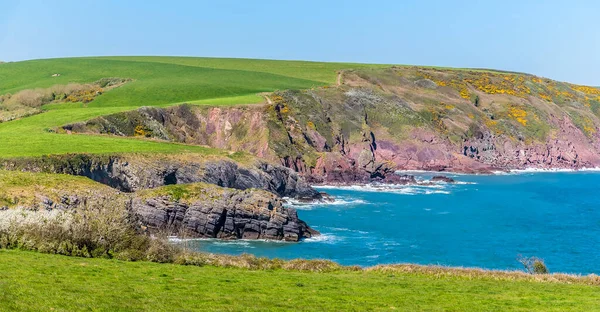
<box><xmin>185</xmin><ymin>172</ymin><xmax>600</xmax><ymax>274</ymax></box>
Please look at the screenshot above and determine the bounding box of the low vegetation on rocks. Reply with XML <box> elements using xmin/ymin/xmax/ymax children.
<box><xmin>0</xmin><ymin>166</ymin><xmax>318</xmax><ymax>243</ymax></box>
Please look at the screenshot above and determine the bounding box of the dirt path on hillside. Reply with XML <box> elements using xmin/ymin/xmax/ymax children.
<box><xmin>264</xmin><ymin>95</ymin><xmax>273</xmax><ymax>104</ymax></box>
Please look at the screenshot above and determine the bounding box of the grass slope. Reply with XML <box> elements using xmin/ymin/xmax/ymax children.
<box><xmin>0</xmin><ymin>250</ymin><xmax>599</xmax><ymax>311</ymax></box>
<box><xmin>0</xmin><ymin>57</ymin><xmax>385</xmax><ymax>157</ymax></box>
<box><xmin>0</xmin><ymin>106</ymin><xmax>216</xmax><ymax>157</ymax></box>
<box><xmin>94</xmin><ymin>56</ymin><xmax>390</xmax><ymax>84</ymax></box>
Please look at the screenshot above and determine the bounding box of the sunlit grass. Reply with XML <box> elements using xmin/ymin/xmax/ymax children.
<box><xmin>1</xmin><ymin>249</ymin><xmax>599</xmax><ymax>311</ymax></box>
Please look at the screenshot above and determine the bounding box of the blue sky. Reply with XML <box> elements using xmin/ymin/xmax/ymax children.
<box><xmin>1</xmin><ymin>0</ymin><xmax>598</xmax><ymax>85</ymax></box>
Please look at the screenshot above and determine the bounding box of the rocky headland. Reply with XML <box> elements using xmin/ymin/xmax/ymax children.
<box><xmin>0</xmin><ymin>170</ymin><xmax>317</xmax><ymax>241</ymax></box>
<box><xmin>63</xmin><ymin>67</ymin><xmax>600</xmax><ymax>183</ymax></box>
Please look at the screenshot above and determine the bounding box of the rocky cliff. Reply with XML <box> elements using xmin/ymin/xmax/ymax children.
<box><xmin>0</xmin><ymin>171</ymin><xmax>317</xmax><ymax>241</ymax></box>
<box><xmin>64</xmin><ymin>67</ymin><xmax>600</xmax><ymax>179</ymax></box>
<box><xmin>134</xmin><ymin>183</ymin><xmax>318</xmax><ymax>241</ymax></box>
<box><xmin>0</xmin><ymin>153</ymin><xmax>320</xmax><ymax>200</ymax></box>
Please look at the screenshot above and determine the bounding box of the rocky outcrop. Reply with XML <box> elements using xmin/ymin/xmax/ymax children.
<box><xmin>133</xmin><ymin>185</ymin><xmax>318</xmax><ymax>241</ymax></box>
<box><xmin>430</xmin><ymin>176</ymin><xmax>455</xmax><ymax>183</ymax></box>
<box><xmin>0</xmin><ymin>170</ymin><xmax>318</xmax><ymax>242</ymax></box>
<box><xmin>64</xmin><ymin>105</ymin><xmax>273</xmax><ymax>158</ymax></box>
<box><xmin>0</xmin><ymin>154</ymin><xmax>321</xmax><ymax>200</ymax></box>
<box><xmin>461</xmin><ymin>117</ymin><xmax>600</xmax><ymax>169</ymax></box>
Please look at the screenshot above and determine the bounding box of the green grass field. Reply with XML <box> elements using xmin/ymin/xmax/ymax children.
<box><xmin>0</xmin><ymin>250</ymin><xmax>598</xmax><ymax>312</ymax></box>
<box><xmin>0</xmin><ymin>57</ymin><xmax>387</xmax><ymax>158</ymax></box>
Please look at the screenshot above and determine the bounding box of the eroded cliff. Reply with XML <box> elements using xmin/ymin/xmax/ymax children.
<box><xmin>64</xmin><ymin>67</ymin><xmax>600</xmax><ymax>180</ymax></box>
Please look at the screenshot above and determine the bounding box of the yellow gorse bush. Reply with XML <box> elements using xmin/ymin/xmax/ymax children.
<box><xmin>572</xmin><ymin>85</ymin><xmax>600</xmax><ymax>96</ymax></box>
<box><xmin>508</xmin><ymin>106</ymin><xmax>528</xmax><ymax>126</ymax></box>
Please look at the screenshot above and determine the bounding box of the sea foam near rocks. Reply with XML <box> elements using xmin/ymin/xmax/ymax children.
<box><xmin>283</xmin><ymin>197</ymin><xmax>368</xmax><ymax>210</ymax></box>
<box><xmin>302</xmin><ymin>233</ymin><xmax>341</xmax><ymax>244</ymax></box>
<box><xmin>314</xmin><ymin>183</ymin><xmax>454</xmax><ymax>195</ymax></box>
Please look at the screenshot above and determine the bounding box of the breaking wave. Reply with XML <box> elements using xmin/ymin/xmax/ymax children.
<box><xmin>314</xmin><ymin>183</ymin><xmax>454</xmax><ymax>195</ymax></box>
<box><xmin>504</xmin><ymin>167</ymin><xmax>600</xmax><ymax>174</ymax></box>
<box><xmin>319</xmin><ymin>226</ymin><xmax>369</xmax><ymax>235</ymax></box>
<box><xmin>284</xmin><ymin>197</ymin><xmax>368</xmax><ymax>210</ymax></box>
<box><xmin>168</xmin><ymin>237</ymin><xmax>289</xmax><ymax>245</ymax></box>
<box><xmin>303</xmin><ymin>233</ymin><xmax>341</xmax><ymax>244</ymax></box>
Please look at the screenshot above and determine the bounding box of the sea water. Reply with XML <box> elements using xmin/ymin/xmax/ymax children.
<box><xmin>183</xmin><ymin>171</ymin><xmax>600</xmax><ymax>274</ymax></box>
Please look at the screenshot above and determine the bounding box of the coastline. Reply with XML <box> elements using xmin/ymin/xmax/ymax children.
<box><xmin>303</xmin><ymin>166</ymin><xmax>600</xmax><ymax>188</ymax></box>
<box><xmin>163</xmin><ymin>238</ymin><xmax>599</xmax><ymax>280</ymax></box>
<box><xmin>396</xmin><ymin>167</ymin><xmax>600</xmax><ymax>176</ymax></box>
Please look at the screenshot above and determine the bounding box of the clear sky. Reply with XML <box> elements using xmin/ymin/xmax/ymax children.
<box><xmin>1</xmin><ymin>0</ymin><xmax>598</xmax><ymax>85</ymax></box>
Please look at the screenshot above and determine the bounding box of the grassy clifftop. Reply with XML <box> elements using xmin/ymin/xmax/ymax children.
<box><xmin>0</xmin><ymin>170</ymin><xmax>115</xmax><ymax>208</ymax></box>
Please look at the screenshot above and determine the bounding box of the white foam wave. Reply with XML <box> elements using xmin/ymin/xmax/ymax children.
<box><xmin>454</xmin><ymin>181</ymin><xmax>474</xmax><ymax>185</ymax></box>
<box><xmin>425</xmin><ymin>190</ymin><xmax>451</xmax><ymax>195</ymax></box>
<box><xmin>303</xmin><ymin>234</ymin><xmax>341</xmax><ymax>244</ymax></box>
<box><xmin>508</xmin><ymin>167</ymin><xmax>600</xmax><ymax>174</ymax></box>
<box><xmin>168</xmin><ymin>237</ymin><xmax>289</xmax><ymax>245</ymax></box>
<box><xmin>321</xmin><ymin>227</ymin><xmax>369</xmax><ymax>234</ymax></box>
<box><xmin>284</xmin><ymin>197</ymin><xmax>368</xmax><ymax>210</ymax></box>
<box><xmin>212</xmin><ymin>241</ymin><xmax>254</xmax><ymax>248</ymax></box>
<box><xmin>398</xmin><ymin>168</ymin><xmax>600</xmax><ymax>176</ymax></box>
<box><xmin>394</xmin><ymin>170</ymin><xmax>474</xmax><ymax>176</ymax></box>
<box><xmin>314</xmin><ymin>183</ymin><xmax>453</xmax><ymax>195</ymax></box>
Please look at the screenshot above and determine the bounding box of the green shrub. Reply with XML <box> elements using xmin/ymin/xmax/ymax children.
<box><xmin>533</xmin><ymin>259</ymin><xmax>549</xmax><ymax>274</ymax></box>
<box><xmin>0</xmin><ymin>196</ymin><xmax>151</xmax><ymax>258</ymax></box>
<box><xmin>94</xmin><ymin>77</ymin><xmax>131</xmax><ymax>88</ymax></box>
<box><xmin>146</xmin><ymin>239</ymin><xmax>179</xmax><ymax>263</ymax></box>
<box><xmin>518</xmin><ymin>255</ymin><xmax>549</xmax><ymax>274</ymax></box>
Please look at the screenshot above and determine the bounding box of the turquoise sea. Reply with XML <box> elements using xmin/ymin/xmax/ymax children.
<box><xmin>186</xmin><ymin>171</ymin><xmax>600</xmax><ymax>274</ymax></box>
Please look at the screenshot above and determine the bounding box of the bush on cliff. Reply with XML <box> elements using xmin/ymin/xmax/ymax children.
<box><xmin>0</xmin><ymin>197</ymin><xmax>151</xmax><ymax>259</ymax></box>
<box><xmin>518</xmin><ymin>255</ymin><xmax>549</xmax><ymax>274</ymax></box>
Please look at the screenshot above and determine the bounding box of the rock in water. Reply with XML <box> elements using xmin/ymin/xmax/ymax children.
<box><xmin>430</xmin><ymin>176</ymin><xmax>455</xmax><ymax>183</ymax></box>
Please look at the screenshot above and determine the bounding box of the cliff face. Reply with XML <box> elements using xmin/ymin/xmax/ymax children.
<box><xmin>133</xmin><ymin>184</ymin><xmax>318</xmax><ymax>241</ymax></box>
<box><xmin>0</xmin><ymin>171</ymin><xmax>317</xmax><ymax>241</ymax></box>
<box><xmin>0</xmin><ymin>154</ymin><xmax>320</xmax><ymax>200</ymax></box>
<box><xmin>64</xmin><ymin>67</ymin><xmax>600</xmax><ymax>180</ymax></box>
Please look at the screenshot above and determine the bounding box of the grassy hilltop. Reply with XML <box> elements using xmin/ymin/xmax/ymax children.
<box><xmin>0</xmin><ymin>57</ymin><xmax>386</xmax><ymax>157</ymax></box>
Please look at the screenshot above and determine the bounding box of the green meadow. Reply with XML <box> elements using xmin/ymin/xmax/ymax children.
<box><xmin>1</xmin><ymin>250</ymin><xmax>599</xmax><ymax>312</ymax></box>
